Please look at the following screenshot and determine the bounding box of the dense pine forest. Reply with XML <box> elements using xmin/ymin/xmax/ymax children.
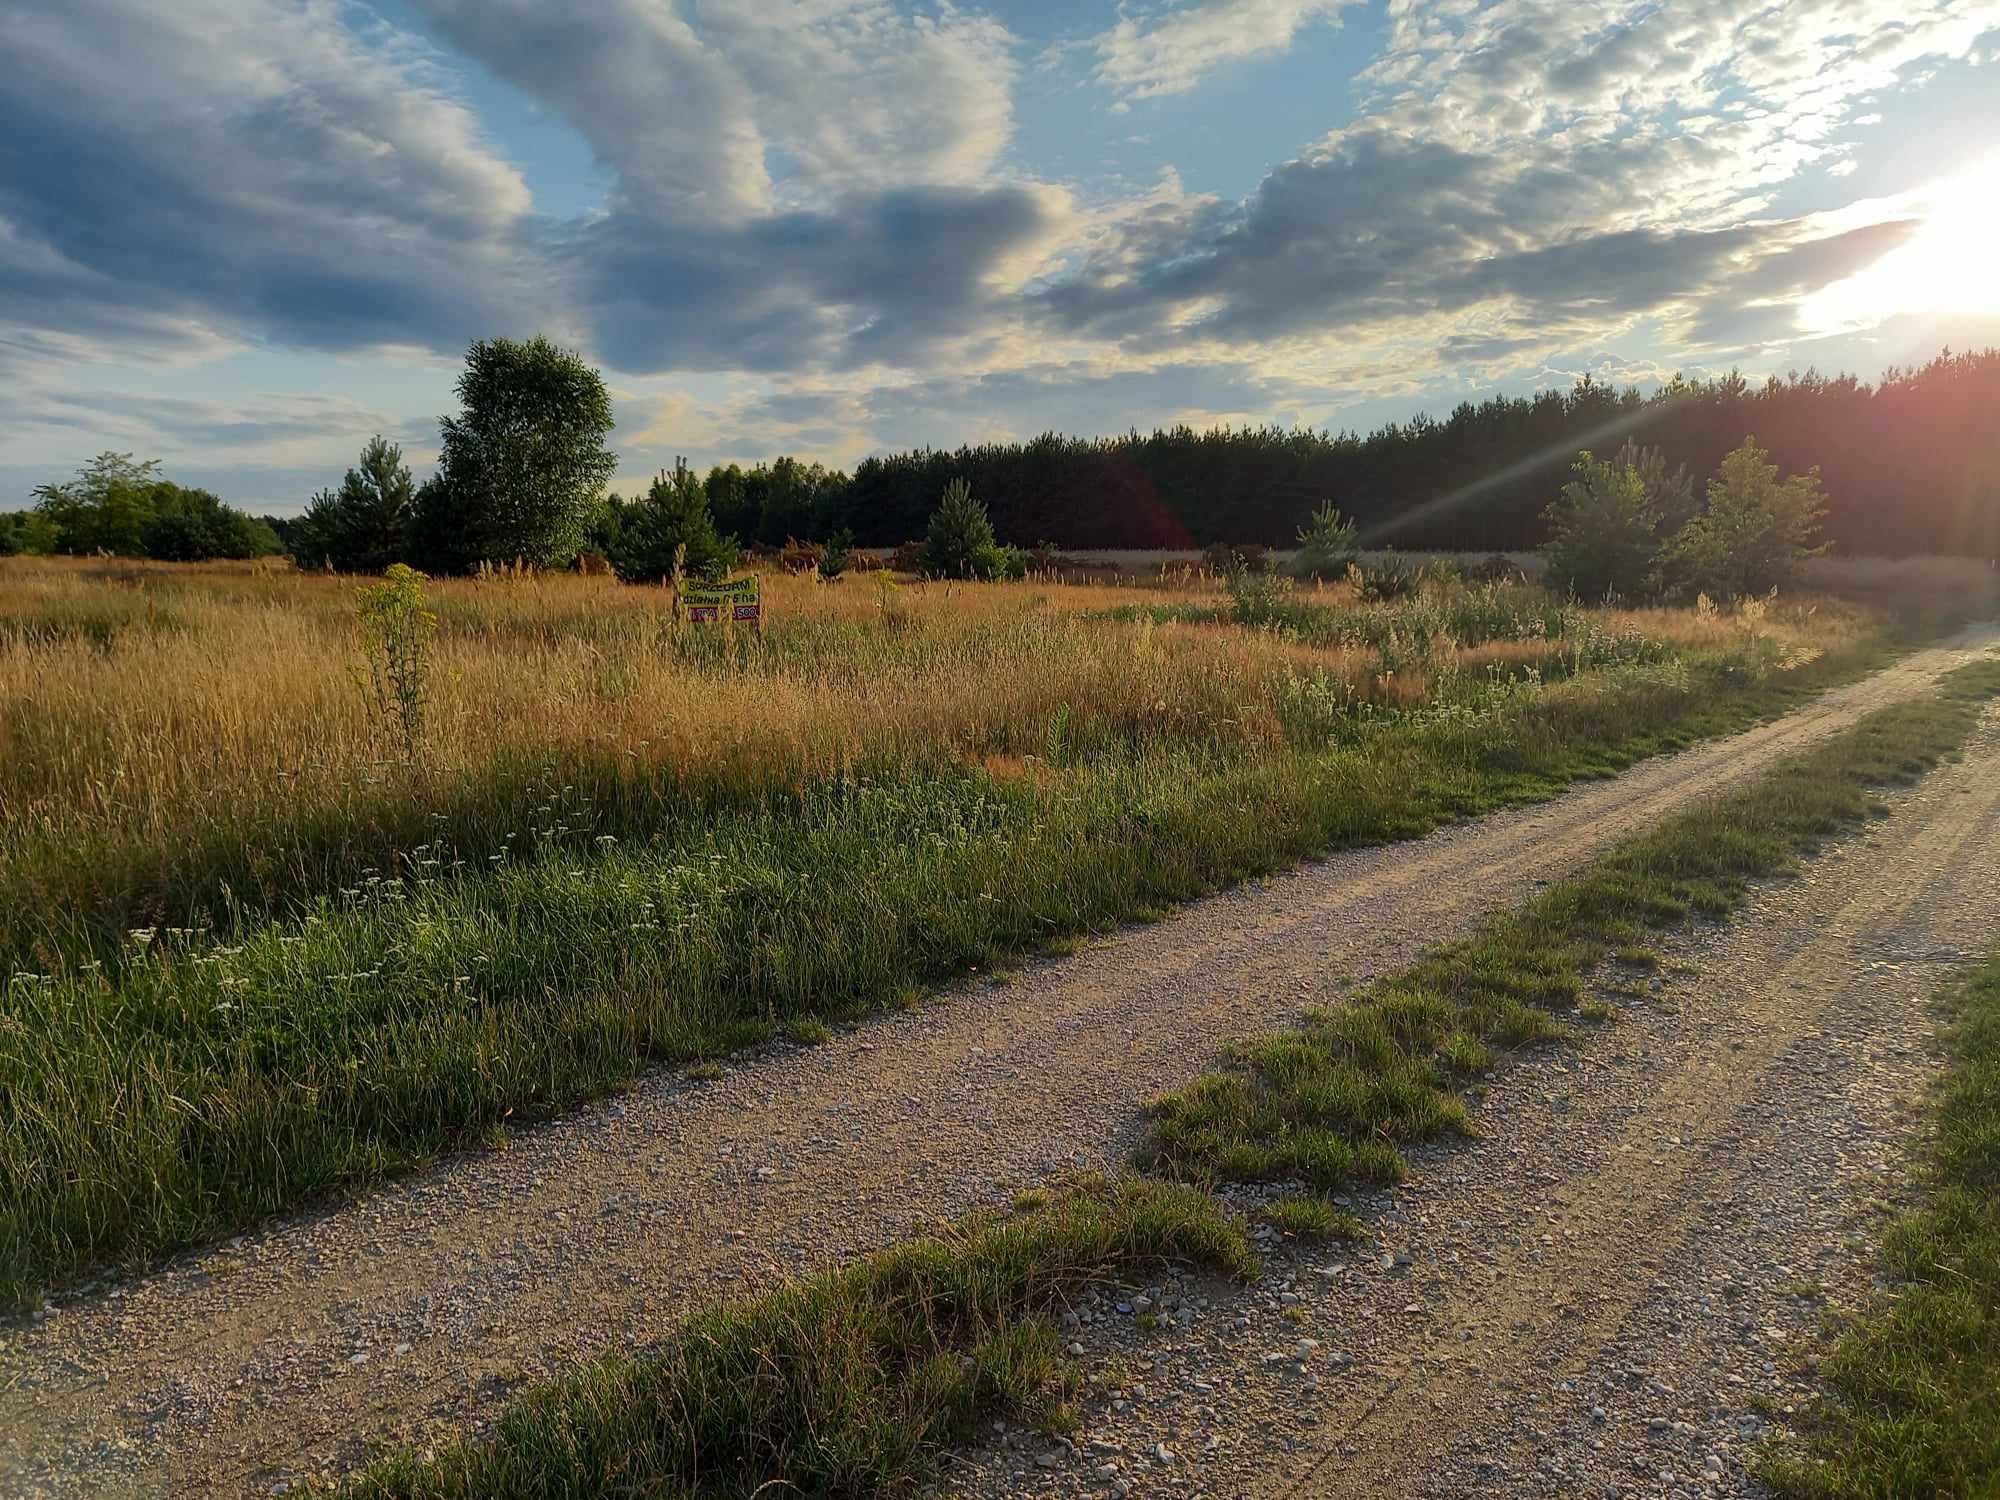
<box><xmin>823</xmin><ymin>348</ymin><xmax>2000</xmax><ymax>556</ymax></box>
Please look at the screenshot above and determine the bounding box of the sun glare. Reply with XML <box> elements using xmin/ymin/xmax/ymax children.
<box><xmin>1802</xmin><ymin>156</ymin><xmax>2000</xmax><ymax>332</ymax></box>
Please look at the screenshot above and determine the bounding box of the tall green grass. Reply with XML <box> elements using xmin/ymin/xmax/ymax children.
<box><xmin>1110</xmin><ymin>580</ymin><xmax>1626</xmax><ymax>653</ymax></box>
<box><xmin>0</xmin><ymin>648</ymin><xmax>1900</xmax><ymax>1305</ymax></box>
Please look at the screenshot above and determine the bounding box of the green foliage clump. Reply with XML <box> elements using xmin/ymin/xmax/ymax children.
<box><xmin>30</xmin><ymin>452</ymin><xmax>161</xmax><ymax>555</ymax></box>
<box><xmin>1664</xmin><ymin>437</ymin><xmax>1830</xmax><ymax>598</ymax></box>
<box><xmin>140</xmin><ymin>484</ymin><xmax>282</xmax><ymax>561</ymax></box>
<box><xmin>1353</xmin><ymin>558</ymin><xmax>1420</xmax><ymax>602</ymax></box>
<box><xmin>0</xmin><ymin>510</ymin><xmax>59</xmax><ymax>556</ymax></box>
<box><xmin>1287</xmin><ymin>500</ymin><xmax>1358</xmax><ymax>580</ymax></box>
<box><xmin>355</xmin><ymin>564</ymin><xmax>437</xmax><ymax>759</ymax></box>
<box><xmin>295</xmin><ymin>436</ymin><xmax>416</xmax><ymax>574</ymax></box>
<box><xmin>1226</xmin><ymin>557</ymin><xmax>1288</xmax><ymax>625</ymax></box>
<box><xmin>706</xmin><ymin>456</ymin><xmax>849</xmax><ymax>548</ymax></box>
<box><xmin>818</xmin><ymin>527</ymin><xmax>855</xmax><ymax>580</ymax></box>
<box><xmin>923</xmin><ymin>478</ymin><xmax>1022</xmax><ymax>580</ymax></box>
<box><xmin>23</xmin><ymin>453</ymin><xmax>279</xmax><ymax>561</ymax></box>
<box><xmin>418</xmin><ymin>336</ymin><xmax>618</xmax><ymax>571</ymax></box>
<box><xmin>599</xmin><ymin>459</ymin><xmax>739</xmax><ymax>584</ymax></box>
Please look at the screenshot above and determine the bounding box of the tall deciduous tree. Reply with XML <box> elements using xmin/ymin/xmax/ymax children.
<box><xmin>424</xmin><ymin>337</ymin><xmax>617</xmax><ymax>569</ymax></box>
<box><xmin>32</xmin><ymin>452</ymin><xmax>163</xmax><ymax>555</ymax></box>
<box><xmin>27</xmin><ymin>453</ymin><xmax>278</xmax><ymax>560</ymax></box>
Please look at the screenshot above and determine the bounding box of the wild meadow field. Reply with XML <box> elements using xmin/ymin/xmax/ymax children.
<box><xmin>0</xmin><ymin>552</ymin><xmax>1947</xmax><ymax>1303</ymax></box>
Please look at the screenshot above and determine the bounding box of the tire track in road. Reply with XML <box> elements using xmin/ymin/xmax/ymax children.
<box><xmin>3</xmin><ymin>633</ymin><xmax>1993</xmax><ymax>1498</ymax></box>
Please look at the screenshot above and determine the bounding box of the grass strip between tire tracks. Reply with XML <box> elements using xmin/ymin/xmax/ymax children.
<box><xmin>338</xmin><ymin>659</ymin><xmax>2000</xmax><ymax>1500</ymax></box>
<box><xmin>1758</xmin><ymin>951</ymin><xmax>2000</xmax><ymax>1499</ymax></box>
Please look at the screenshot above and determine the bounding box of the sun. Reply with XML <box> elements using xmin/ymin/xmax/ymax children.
<box><xmin>1802</xmin><ymin>155</ymin><xmax>2000</xmax><ymax>331</ymax></box>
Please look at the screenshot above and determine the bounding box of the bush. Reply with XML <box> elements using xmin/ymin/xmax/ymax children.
<box><xmin>1664</xmin><ymin>437</ymin><xmax>1830</xmax><ymax>598</ymax></box>
<box><xmin>1286</xmin><ymin>501</ymin><xmax>1358</xmax><ymax>580</ymax></box>
<box><xmin>1354</xmin><ymin>559</ymin><xmax>1419</xmax><ymax>602</ymax></box>
<box><xmin>25</xmin><ymin>454</ymin><xmax>277</xmax><ymax>561</ymax></box>
<box><xmin>0</xmin><ymin>510</ymin><xmax>61</xmax><ymax>556</ymax></box>
<box><xmin>819</xmin><ymin>528</ymin><xmax>855</xmax><ymax>580</ymax></box>
<box><xmin>974</xmin><ymin>543</ymin><xmax>1028</xmax><ymax>581</ymax></box>
<box><xmin>923</xmin><ymin>478</ymin><xmax>1007</xmax><ymax>579</ymax></box>
<box><xmin>1226</xmin><ymin>558</ymin><xmax>1288</xmax><ymax>625</ymax></box>
<box><xmin>145</xmin><ymin>484</ymin><xmax>282</xmax><ymax>560</ymax></box>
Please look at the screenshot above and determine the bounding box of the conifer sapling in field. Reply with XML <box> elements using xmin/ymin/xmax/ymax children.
<box><xmin>1288</xmin><ymin>500</ymin><xmax>1359</xmax><ymax>581</ymax></box>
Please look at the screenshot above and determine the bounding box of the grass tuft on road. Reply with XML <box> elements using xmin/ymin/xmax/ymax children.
<box><xmin>1758</xmin><ymin>947</ymin><xmax>2000</xmax><ymax>1500</ymax></box>
<box><xmin>1145</xmin><ymin>659</ymin><xmax>2000</xmax><ymax>1193</ymax></box>
<box><xmin>338</xmin><ymin>1176</ymin><xmax>1253</xmax><ymax>1500</ymax></box>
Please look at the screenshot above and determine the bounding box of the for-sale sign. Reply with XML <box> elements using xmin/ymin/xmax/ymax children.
<box><xmin>681</xmin><ymin>575</ymin><xmax>761</xmax><ymax>626</ymax></box>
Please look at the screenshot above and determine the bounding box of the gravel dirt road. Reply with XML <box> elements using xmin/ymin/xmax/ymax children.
<box><xmin>2</xmin><ymin>633</ymin><xmax>1993</xmax><ymax>1498</ymax></box>
<box><xmin>946</xmin><ymin>692</ymin><xmax>2000</xmax><ymax>1498</ymax></box>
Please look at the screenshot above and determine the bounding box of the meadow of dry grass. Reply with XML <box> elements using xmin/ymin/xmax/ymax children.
<box><xmin>0</xmin><ymin>556</ymin><xmax>1866</xmax><ymax>852</ymax></box>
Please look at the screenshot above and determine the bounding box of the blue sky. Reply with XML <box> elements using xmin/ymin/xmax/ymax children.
<box><xmin>4</xmin><ymin>0</ymin><xmax>1999</xmax><ymax>511</ymax></box>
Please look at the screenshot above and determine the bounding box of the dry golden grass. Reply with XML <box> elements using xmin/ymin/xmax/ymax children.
<box><xmin>0</xmin><ymin>560</ymin><xmax>1280</xmax><ymax>845</ymax></box>
<box><xmin>0</xmin><ymin>555</ymin><xmax>1876</xmax><ymax>859</ymax></box>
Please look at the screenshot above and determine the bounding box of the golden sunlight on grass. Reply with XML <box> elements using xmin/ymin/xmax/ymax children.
<box><xmin>0</xmin><ymin>556</ymin><xmax>1874</xmax><ymax>857</ymax></box>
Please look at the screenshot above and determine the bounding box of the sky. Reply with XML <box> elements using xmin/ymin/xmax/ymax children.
<box><xmin>4</xmin><ymin>0</ymin><xmax>2000</xmax><ymax>512</ymax></box>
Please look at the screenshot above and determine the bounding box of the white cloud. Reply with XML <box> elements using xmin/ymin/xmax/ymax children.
<box><xmin>1093</xmin><ymin>0</ymin><xmax>1359</xmax><ymax>99</ymax></box>
<box><xmin>409</xmin><ymin>0</ymin><xmax>1019</xmax><ymax>222</ymax></box>
<box><xmin>1361</xmin><ymin>0</ymin><xmax>2000</xmax><ymax>226</ymax></box>
<box><xmin>0</xmin><ymin>0</ymin><xmax>541</xmax><ymax>361</ymax></box>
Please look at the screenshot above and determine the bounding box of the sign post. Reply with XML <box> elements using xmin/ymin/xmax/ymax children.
<box><xmin>679</xmin><ymin>575</ymin><xmax>762</xmax><ymax>633</ymax></box>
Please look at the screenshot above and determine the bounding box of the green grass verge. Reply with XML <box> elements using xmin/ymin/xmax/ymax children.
<box><xmin>0</xmin><ymin>643</ymin><xmax>1946</xmax><ymax>1305</ymax></box>
<box><xmin>1758</xmin><ymin>950</ymin><xmax>2000</xmax><ymax>1499</ymax></box>
<box><xmin>338</xmin><ymin>1176</ymin><xmax>1253</xmax><ymax>1500</ymax></box>
<box><xmin>1144</xmin><ymin>658</ymin><xmax>2000</xmax><ymax>1193</ymax></box>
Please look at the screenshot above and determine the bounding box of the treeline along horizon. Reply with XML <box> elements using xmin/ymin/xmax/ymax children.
<box><xmin>805</xmin><ymin>347</ymin><xmax>1995</xmax><ymax>557</ymax></box>
<box><xmin>9</xmin><ymin>346</ymin><xmax>1995</xmax><ymax>565</ymax></box>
